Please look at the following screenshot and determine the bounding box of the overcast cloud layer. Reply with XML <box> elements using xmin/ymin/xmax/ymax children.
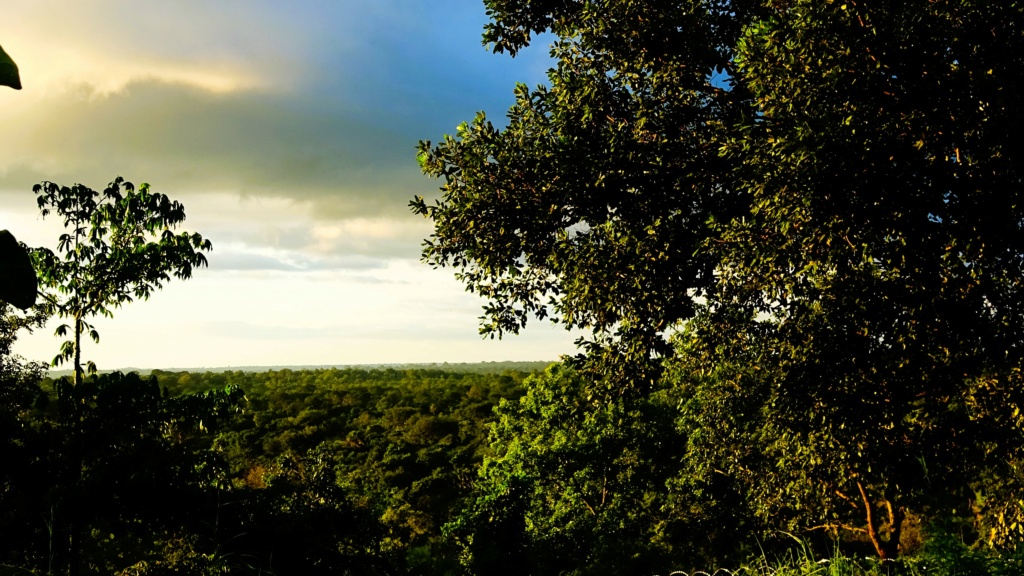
<box><xmin>0</xmin><ymin>2</ymin><xmax>577</xmax><ymax>368</ymax></box>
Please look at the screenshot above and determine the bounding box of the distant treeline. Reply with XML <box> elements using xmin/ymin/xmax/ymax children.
<box><xmin>45</xmin><ymin>360</ymin><xmax>556</xmax><ymax>379</ymax></box>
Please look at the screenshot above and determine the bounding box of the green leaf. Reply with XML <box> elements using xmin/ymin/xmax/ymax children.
<box><xmin>0</xmin><ymin>44</ymin><xmax>21</xmax><ymax>90</ymax></box>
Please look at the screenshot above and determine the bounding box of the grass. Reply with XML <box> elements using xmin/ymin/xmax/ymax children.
<box><xmin>657</xmin><ymin>531</ymin><xmax>1024</xmax><ymax>576</ymax></box>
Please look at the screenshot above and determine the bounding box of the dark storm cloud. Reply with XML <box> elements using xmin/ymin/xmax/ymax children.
<box><xmin>1</xmin><ymin>80</ymin><xmax>428</xmax><ymax>217</ymax></box>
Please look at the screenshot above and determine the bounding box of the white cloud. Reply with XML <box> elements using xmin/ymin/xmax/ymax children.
<box><xmin>12</xmin><ymin>260</ymin><xmax>583</xmax><ymax>369</ymax></box>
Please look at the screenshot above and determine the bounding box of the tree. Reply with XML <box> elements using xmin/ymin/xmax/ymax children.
<box><xmin>17</xmin><ymin>371</ymin><xmax>243</xmax><ymax>576</ymax></box>
<box><xmin>688</xmin><ymin>1</ymin><xmax>1024</xmax><ymax>557</ymax></box>
<box><xmin>449</xmin><ymin>364</ymin><xmax>743</xmax><ymax>574</ymax></box>
<box><xmin>24</xmin><ymin>177</ymin><xmax>216</xmax><ymax>575</ymax></box>
<box><xmin>31</xmin><ymin>177</ymin><xmax>212</xmax><ymax>385</ymax></box>
<box><xmin>0</xmin><ymin>305</ymin><xmax>47</xmax><ymax>569</ymax></box>
<box><xmin>413</xmin><ymin>1</ymin><xmax>753</xmax><ymax>388</ymax></box>
<box><xmin>416</xmin><ymin>0</ymin><xmax>1024</xmax><ymax>558</ymax></box>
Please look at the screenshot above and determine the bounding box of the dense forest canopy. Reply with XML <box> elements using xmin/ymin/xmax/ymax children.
<box><xmin>1</xmin><ymin>364</ymin><xmax>540</xmax><ymax>574</ymax></box>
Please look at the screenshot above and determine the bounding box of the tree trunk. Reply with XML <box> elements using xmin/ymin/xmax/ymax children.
<box><xmin>882</xmin><ymin>498</ymin><xmax>904</xmax><ymax>560</ymax></box>
<box><xmin>68</xmin><ymin>522</ymin><xmax>81</xmax><ymax>576</ymax></box>
<box><xmin>857</xmin><ymin>481</ymin><xmax>902</xmax><ymax>560</ymax></box>
<box><xmin>69</xmin><ymin>313</ymin><xmax>83</xmax><ymax>575</ymax></box>
<box><xmin>73</xmin><ymin>313</ymin><xmax>82</xmax><ymax>387</ymax></box>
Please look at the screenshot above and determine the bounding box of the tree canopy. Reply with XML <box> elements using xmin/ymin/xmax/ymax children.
<box><xmin>416</xmin><ymin>0</ymin><xmax>1024</xmax><ymax>558</ymax></box>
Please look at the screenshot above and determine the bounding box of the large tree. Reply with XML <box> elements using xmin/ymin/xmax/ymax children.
<box><xmin>449</xmin><ymin>364</ymin><xmax>751</xmax><ymax>574</ymax></box>
<box><xmin>416</xmin><ymin>0</ymin><xmax>1024</xmax><ymax>558</ymax></box>
<box><xmin>679</xmin><ymin>1</ymin><xmax>1024</xmax><ymax>557</ymax></box>
<box><xmin>414</xmin><ymin>0</ymin><xmax>756</xmax><ymax>386</ymax></box>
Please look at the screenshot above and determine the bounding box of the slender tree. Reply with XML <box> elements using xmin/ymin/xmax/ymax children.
<box><xmin>31</xmin><ymin>176</ymin><xmax>211</xmax><ymax>385</ymax></box>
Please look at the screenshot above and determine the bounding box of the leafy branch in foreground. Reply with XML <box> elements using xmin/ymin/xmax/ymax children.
<box><xmin>0</xmin><ymin>42</ymin><xmax>20</xmax><ymax>90</ymax></box>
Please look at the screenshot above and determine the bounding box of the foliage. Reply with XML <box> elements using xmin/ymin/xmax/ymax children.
<box><xmin>0</xmin><ymin>43</ymin><xmax>19</xmax><ymax>90</ymax></box>
<box><xmin>0</xmin><ymin>231</ymin><xmax>38</xmax><ymax>310</ymax></box>
<box><xmin>0</xmin><ymin>370</ymin><xmax>242</xmax><ymax>576</ymax></box>
<box><xmin>0</xmin><ymin>306</ymin><xmax>48</xmax><ymax>570</ymax></box>
<box><xmin>905</xmin><ymin>525</ymin><xmax>1024</xmax><ymax>576</ymax></box>
<box><xmin>449</xmin><ymin>364</ymin><xmax>756</xmax><ymax>574</ymax></box>
<box><xmin>4</xmin><ymin>359</ymin><xmax>1024</xmax><ymax>574</ymax></box>
<box><xmin>145</xmin><ymin>366</ymin><xmax>533</xmax><ymax>574</ymax></box>
<box><xmin>695</xmin><ymin>0</ymin><xmax>1024</xmax><ymax>558</ymax></box>
<box><xmin>413</xmin><ymin>0</ymin><xmax>754</xmax><ymax>387</ymax></box>
<box><xmin>415</xmin><ymin>0</ymin><xmax>1024</xmax><ymax>559</ymax></box>
<box><xmin>5</xmin><ymin>0</ymin><xmax>1024</xmax><ymax>571</ymax></box>
<box><xmin>30</xmin><ymin>177</ymin><xmax>211</xmax><ymax>383</ymax></box>
<box><xmin>722</xmin><ymin>530</ymin><xmax>1024</xmax><ymax>576</ymax></box>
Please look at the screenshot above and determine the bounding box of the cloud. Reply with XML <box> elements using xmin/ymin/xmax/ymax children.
<box><xmin>1</xmin><ymin>2</ymin><xmax>582</xmax><ymax>370</ymax></box>
<box><xmin>0</xmin><ymin>2</ymin><xmax>554</xmax><ymax>218</ymax></box>
<box><xmin>208</xmin><ymin>252</ymin><xmax>300</xmax><ymax>272</ymax></box>
<box><xmin>202</xmin><ymin>320</ymin><xmax>346</xmax><ymax>341</ymax></box>
<box><xmin>210</xmin><ymin>246</ymin><xmax>388</xmax><ymax>272</ymax></box>
<box><xmin>0</xmin><ymin>80</ymin><xmax>430</xmax><ymax>217</ymax></box>
<box><xmin>178</xmin><ymin>193</ymin><xmax>432</xmax><ymax>261</ymax></box>
<box><xmin>0</xmin><ymin>184</ymin><xmax>431</xmax><ymax>270</ymax></box>
<box><xmin>0</xmin><ymin>1</ymin><xmax>320</xmax><ymax>94</ymax></box>
<box><xmin>0</xmin><ymin>1</ymin><xmax>555</xmax><ymax>292</ymax></box>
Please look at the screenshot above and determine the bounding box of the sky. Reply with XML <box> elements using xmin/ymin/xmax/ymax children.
<box><xmin>0</xmin><ymin>1</ymin><xmax>581</xmax><ymax>370</ymax></box>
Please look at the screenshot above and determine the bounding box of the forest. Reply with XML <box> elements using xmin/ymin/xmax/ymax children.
<box><xmin>4</xmin><ymin>0</ymin><xmax>1024</xmax><ymax>574</ymax></box>
<box><xmin>0</xmin><ymin>357</ymin><xmax>540</xmax><ymax>575</ymax></box>
<box><xmin>1</xmin><ymin>352</ymin><xmax>1022</xmax><ymax>575</ymax></box>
